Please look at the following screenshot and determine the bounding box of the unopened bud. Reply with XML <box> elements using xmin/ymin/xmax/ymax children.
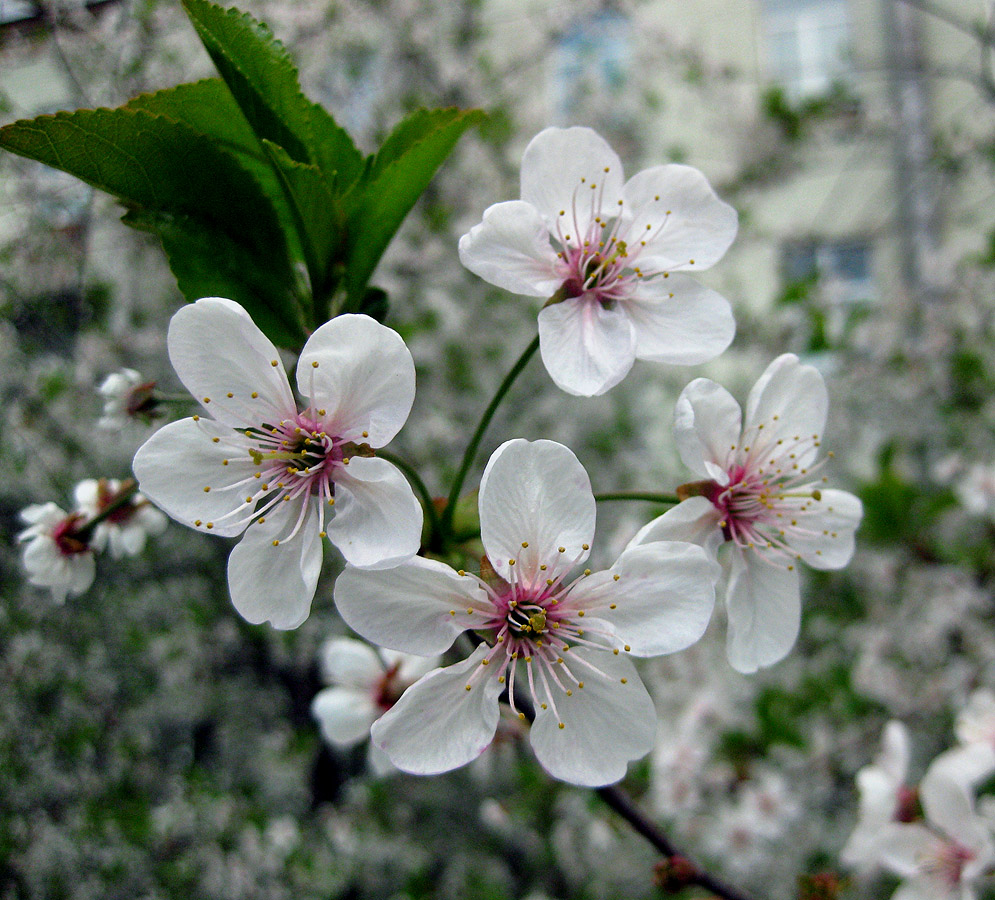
<box><xmin>652</xmin><ymin>855</ymin><xmax>698</xmax><ymax>892</ymax></box>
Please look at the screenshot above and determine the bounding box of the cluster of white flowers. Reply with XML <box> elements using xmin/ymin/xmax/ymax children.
<box><xmin>18</xmin><ymin>478</ymin><xmax>166</xmax><ymax>603</ymax></box>
<box><xmin>20</xmin><ymin>126</ymin><xmax>864</xmax><ymax>791</ymax></box>
<box><xmin>843</xmin><ymin>700</ymin><xmax>995</xmax><ymax>899</ymax></box>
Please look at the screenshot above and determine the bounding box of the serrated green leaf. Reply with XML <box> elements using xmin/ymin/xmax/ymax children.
<box><xmin>307</xmin><ymin>100</ymin><xmax>364</xmax><ymax>190</ymax></box>
<box><xmin>124</xmin><ymin>79</ymin><xmax>300</xmax><ymax>246</ymax></box>
<box><xmin>0</xmin><ymin>106</ymin><xmax>304</xmax><ymax>346</ymax></box>
<box><xmin>181</xmin><ymin>0</ymin><xmax>348</xmax><ymax>173</ymax></box>
<box><xmin>261</xmin><ymin>139</ymin><xmax>341</xmax><ymax>295</ymax></box>
<box><xmin>125</xmin><ymin>210</ymin><xmax>306</xmax><ymax>347</ymax></box>
<box><xmin>0</xmin><ymin>107</ymin><xmax>283</xmax><ymax>257</ymax></box>
<box><xmin>344</xmin><ymin>107</ymin><xmax>484</xmax><ymax>303</ymax></box>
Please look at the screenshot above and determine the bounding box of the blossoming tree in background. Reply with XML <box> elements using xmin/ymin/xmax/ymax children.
<box><xmin>6</xmin><ymin>2</ymin><xmax>995</xmax><ymax>900</ymax></box>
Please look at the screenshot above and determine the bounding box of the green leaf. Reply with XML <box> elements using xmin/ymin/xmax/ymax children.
<box><xmin>125</xmin><ymin>210</ymin><xmax>306</xmax><ymax>348</ymax></box>
<box><xmin>261</xmin><ymin>140</ymin><xmax>341</xmax><ymax>295</ymax></box>
<box><xmin>307</xmin><ymin>100</ymin><xmax>365</xmax><ymax>190</ymax></box>
<box><xmin>180</xmin><ymin>0</ymin><xmax>364</xmax><ymax>186</ymax></box>
<box><xmin>0</xmin><ymin>106</ymin><xmax>304</xmax><ymax>345</ymax></box>
<box><xmin>343</xmin><ymin>107</ymin><xmax>484</xmax><ymax>304</ymax></box>
<box><xmin>181</xmin><ymin>0</ymin><xmax>313</xmax><ymax>163</ymax></box>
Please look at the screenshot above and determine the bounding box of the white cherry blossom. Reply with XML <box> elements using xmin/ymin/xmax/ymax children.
<box><xmin>876</xmin><ymin>766</ymin><xmax>995</xmax><ymax>900</ymax></box>
<box><xmin>97</xmin><ymin>367</ymin><xmax>157</xmax><ymax>430</ymax></box>
<box><xmin>842</xmin><ymin>720</ymin><xmax>915</xmax><ymax>869</ymax></box>
<box><xmin>458</xmin><ymin>126</ymin><xmax>737</xmax><ymax>396</ymax></box>
<box><xmin>17</xmin><ymin>502</ymin><xmax>95</xmax><ymax>603</ymax></box>
<box><xmin>73</xmin><ymin>478</ymin><xmax>167</xmax><ymax>559</ymax></box>
<box><xmin>311</xmin><ymin>636</ymin><xmax>439</xmax><ymax>774</ymax></box>
<box><xmin>628</xmin><ymin>354</ymin><xmax>863</xmax><ymax>673</ymax></box>
<box><xmin>133</xmin><ymin>297</ymin><xmax>423</xmax><ymax>630</ymax></box>
<box><xmin>334</xmin><ymin>438</ymin><xmax>719</xmax><ymax>787</ymax></box>
<box><xmin>930</xmin><ymin>690</ymin><xmax>995</xmax><ymax>788</ymax></box>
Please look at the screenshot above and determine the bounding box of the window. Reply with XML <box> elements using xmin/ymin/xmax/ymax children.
<box><xmin>762</xmin><ymin>0</ymin><xmax>852</xmax><ymax>102</ymax></box>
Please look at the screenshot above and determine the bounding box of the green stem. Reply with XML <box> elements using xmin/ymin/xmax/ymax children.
<box><xmin>74</xmin><ymin>478</ymin><xmax>139</xmax><ymax>543</ymax></box>
<box><xmin>440</xmin><ymin>334</ymin><xmax>541</xmax><ymax>540</ymax></box>
<box><xmin>377</xmin><ymin>450</ymin><xmax>443</xmax><ymax>549</ymax></box>
<box><xmin>594</xmin><ymin>491</ymin><xmax>680</xmax><ymax>505</ymax></box>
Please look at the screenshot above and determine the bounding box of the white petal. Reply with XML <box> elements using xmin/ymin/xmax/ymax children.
<box><xmin>133</xmin><ymin>417</ymin><xmax>258</xmax><ymax>537</ymax></box>
<box><xmin>627</xmin><ymin>274</ymin><xmax>735</xmax><ymax>366</ymax></box>
<box><xmin>622</xmin><ymin>164</ymin><xmax>738</xmax><ymax>271</ymax></box>
<box><xmin>529</xmin><ymin>649</ymin><xmax>656</xmax><ymax>787</ymax></box>
<box><xmin>745</xmin><ymin>354</ymin><xmax>828</xmax><ymax>467</ymax></box>
<box><xmin>318</xmin><ymin>636</ymin><xmax>383</xmax><ymax>688</ymax></box>
<box><xmin>298</xmin><ymin>315</ymin><xmax>415</xmax><ymax>447</ymax></box>
<box><xmin>384</xmin><ymin>650</ymin><xmax>442</xmax><ymax>683</ymax></box>
<box><xmin>334</xmin><ymin>557</ymin><xmax>487</xmax><ymax>655</ymax></box>
<box><xmin>791</xmin><ymin>489</ymin><xmax>863</xmax><ymax>569</ymax></box>
<box><xmin>226</xmin><ymin>499</ymin><xmax>322</xmax><ymax>629</ymax></box>
<box><xmin>876</xmin><ymin>823</ymin><xmax>939</xmax><ymax>877</ymax></box>
<box><xmin>920</xmin><ymin>767</ymin><xmax>989</xmax><ymax>850</ymax></box>
<box><xmin>929</xmin><ymin>745</ymin><xmax>995</xmax><ymax>791</ymax></box>
<box><xmin>537</xmin><ymin>296</ymin><xmax>636</xmax><ymax>397</ymax></box>
<box><xmin>878</xmin><ymin>720</ymin><xmax>911</xmax><ymax>786</ymax></box>
<box><xmin>479</xmin><ymin>439</ymin><xmax>595</xmax><ymax>584</ymax></box>
<box><xmin>674</xmin><ymin>378</ymin><xmax>742</xmax><ymax>483</ymax></box>
<box><xmin>311</xmin><ymin>686</ymin><xmax>379</xmax><ymax>748</ymax></box>
<box><xmin>66</xmin><ymin>554</ymin><xmax>96</xmax><ymax>599</ymax></box>
<box><xmin>626</xmin><ymin>497</ymin><xmax>724</xmax><ymax>558</ymax></box>
<box><xmin>458</xmin><ymin>201</ymin><xmax>563</xmax><ymax>297</ymax></box>
<box><xmin>370</xmin><ymin>645</ymin><xmax>504</xmax><ymax>775</ymax></box>
<box><xmin>167</xmin><ymin>297</ymin><xmax>296</xmax><ymax>427</ymax></box>
<box><xmin>520</xmin><ymin>126</ymin><xmax>623</xmax><ymax>229</ymax></box>
<box><xmin>570</xmin><ymin>541</ymin><xmax>718</xmax><ymax>657</ymax></box>
<box><xmin>891</xmin><ymin>877</ymin><xmax>951</xmax><ymax>900</ymax></box>
<box><xmin>325</xmin><ymin>456</ymin><xmax>422</xmax><ymax>569</ymax></box>
<box><xmin>73</xmin><ymin>479</ymin><xmax>100</xmax><ymax>512</ymax></box>
<box><xmin>957</xmin><ymin>690</ymin><xmax>995</xmax><ymax>746</ymax></box>
<box><xmin>724</xmin><ymin>550</ymin><xmax>801</xmax><ymax>673</ymax></box>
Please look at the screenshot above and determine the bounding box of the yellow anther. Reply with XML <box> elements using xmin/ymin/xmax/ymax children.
<box><xmin>508</xmin><ymin>559</ymin><xmax>515</xmax><ymax>566</ymax></box>
<box><xmin>624</xmin><ymin>645</ymin><xmax>630</xmax><ymax>652</ymax></box>
<box><xmin>481</xmin><ymin>659</ymin><xmax>490</xmax><ymax>666</ymax></box>
<box><xmin>582</xmin><ymin>543</ymin><xmax>589</xmax><ymax>550</ymax></box>
<box><xmin>203</xmin><ymin>486</ymin><xmax>211</xmax><ymax>493</ymax></box>
<box><xmin>518</xmin><ymin>712</ymin><xmax>526</xmax><ymax>721</ymax></box>
<box><xmin>583</xmin><ymin>569</ymin><xmax>591</xmax><ymax>576</ymax></box>
<box><xmin>222</xmin><ymin>460</ymin><xmax>228</xmax><ymax>466</ymax></box>
<box><xmin>613</xmin><ymin>648</ymin><xmax>619</xmax><ymax>655</ymax></box>
<box><xmin>362</xmin><ymin>431</ymin><xmax>368</xmax><ymax>438</ymax></box>
<box><xmin>620</xmin><ymin>678</ymin><xmax>628</xmax><ymax>684</ymax></box>
<box><xmin>194</xmin><ymin>519</ymin><xmax>202</xmax><ymax>526</ymax></box>
<box><xmin>449</xmin><ymin>610</ymin><xmax>456</xmax><ymax>616</ymax></box>
<box><xmin>558</xmin><ymin>723</ymin><xmax>565</xmax><ymax>730</ymax></box>
<box><xmin>206</xmin><ymin>523</ymin><xmax>213</xmax><ymax>529</ymax></box>
<box><xmin>558</xmin><ymin>546</ymin><xmax>565</xmax><ymax>553</ymax></box>
<box><xmin>258</xmin><ymin>517</ymin><xmax>265</xmax><ymax>524</ymax></box>
<box><xmin>566</xmin><ymin>689</ymin><xmax>573</xmax><ymax>696</ymax></box>
<box><xmin>612</xmin><ymin>575</ymin><xmax>620</xmax><ymax>582</ymax></box>
<box><xmin>212</xmin><ymin>437</ymin><xmax>220</xmax><ymax>443</ymax></box>
<box><xmin>251</xmin><ymin>391</ymin><xmax>258</xmax><ymax>399</ymax></box>
<box><xmin>465</xmin><ymin>685</ymin><xmax>471</xmax><ymax>691</ymax></box>
<box><xmin>272</xmin><ymin>539</ymin><xmax>280</xmax><ymax>546</ymax></box>
<box><xmin>203</xmin><ymin>397</ymin><xmax>210</xmax><ymax>403</ymax></box>
<box><xmin>577</xmin><ymin>682</ymin><xmax>584</xmax><ymax>689</ymax></box>
<box><xmin>192</xmin><ymin>415</ymin><xmax>200</xmax><ymax>421</ymax></box>
<box><xmin>577</xmin><ymin>610</ymin><xmax>585</xmax><ymax>617</ymax></box>
<box><xmin>458</xmin><ymin>569</ymin><xmax>465</xmax><ymax>576</ymax></box>
<box><xmin>466</xmin><ymin>608</ymin><xmax>474</xmax><ymax>615</ymax></box>
<box><xmin>540</xmin><ymin>703</ymin><xmax>547</xmax><ymax>710</ymax></box>
<box><xmin>521</xmin><ymin>541</ymin><xmax>529</xmax><ymax>548</ymax></box>
<box><xmin>311</xmin><ymin>361</ymin><xmax>319</xmax><ymax>368</ymax></box>
<box><xmin>540</xmin><ymin>564</ymin><xmax>547</xmax><ymax>571</ymax></box>
<box><xmin>498</xmin><ymin>676</ymin><xmax>505</xmax><ymax>684</ymax></box>
<box><xmin>270</xmin><ymin>360</ymin><xmax>278</xmax><ymax>367</ymax></box>
<box><xmin>226</xmin><ymin>392</ymin><xmax>233</xmax><ymax>398</ymax></box>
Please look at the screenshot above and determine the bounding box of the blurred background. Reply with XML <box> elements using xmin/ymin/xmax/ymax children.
<box><xmin>1</xmin><ymin>0</ymin><xmax>994</xmax><ymax>898</ymax></box>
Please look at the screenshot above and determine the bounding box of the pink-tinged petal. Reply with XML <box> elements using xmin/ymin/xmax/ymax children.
<box><xmin>626</xmin><ymin>497</ymin><xmax>724</xmax><ymax>557</ymax></box>
<box><xmin>744</xmin><ymin>354</ymin><xmax>828</xmax><ymax>467</ymax></box>
<box><xmin>325</xmin><ymin>456</ymin><xmax>422</xmax><ymax>569</ymax></box>
<box><xmin>334</xmin><ymin>557</ymin><xmax>487</xmax><ymax>655</ymax></box>
<box><xmin>724</xmin><ymin>549</ymin><xmax>800</xmax><ymax>673</ymax></box>
<box><xmin>622</xmin><ymin>164</ymin><xmax>738</xmax><ymax>271</ymax></box>
<box><xmin>167</xmin><ymin>297</ymin><xmax>296</xmax><ymax>426</ymax></box>
<box><xmin>920</xmin><ymin>768</ymin><xmax>989</xmax><ymax>851</ymax></box>
<box><xmin>529</xmin><ymin>649</ymin><xmax>656</xmax><ymax>787</ymax></box>
<box><xmin>298</xmin><ymin>315</ymin><xmax>415</xmax><ymax>447</ymax></box>
<box><xmin>226</xmin><ymin>499</ymin><xmax>322</xmax><ymax>629</ymax></box>
<box><xmin>318</xmin><ymin>636</ymin><xmax>383</xmax><ymax>688</ymax></box>
<box><xmin>479</xmin><ymin>439</ymin><xmax>595</xmax><ymax>584</ymax></box>
<box><xmin>520</xmin><ymin>126</ymin><xmax>624</xmax><ymax>229</ymax></box>
<box><xmin>370</xmin><ymin>645</ymin><xmax>504</xmax><ymax>775</ymax></box>
<box><xmin>876</xmin><ymin>823</ymin><xmax>940</xmax><ymax>877</ymax></box>
<box><xmin>458</xmin><ymin>200</ymin><xmax>563</xmax><ymax>297</ymax></box>
<box><xmin>570</xmin><ymin>541</ymin><xmax>718</xmax><ymax>657</ymax></box>
<box><xmin>627</xmin><ymin>274</ymin><xmax>735</xmax><ymax>366</ymax></box>
<box><xmin>133</xmin><ymin>417</ymin><xmax>258</xmax><ymax>537</ymax></box>
<box><xmin>791</xmin><ymin>489</ymin><xmax>863</xmax><ymax>569</ymax></box>
<box><xmin>311</xmin><ymin>686</ymin><xmax>379</xmax><ymax>748</ymax></box>
<box><xmin>674</xmin><ymin>378</ymin><xmax>742</xmax><ymax>483</ymax></box>
<box><xmin>538</xmin><ymin>296</ymin><xmax>636</xmax><ymax>397</ymax></box>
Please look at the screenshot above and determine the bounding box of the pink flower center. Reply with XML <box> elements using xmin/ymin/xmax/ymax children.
<box><xmin>52</xmin><ymin>513</ymin><xmax>89</xmax><ymax>556</ymax></box>
<box><xmin>924</xmin><ymin>839</ymin><xmax>975</xmax><ymax>887</ymax></box>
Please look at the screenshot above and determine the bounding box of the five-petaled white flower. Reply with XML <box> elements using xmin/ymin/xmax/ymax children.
<box><xmin>311</xmin><ymin>636</ymin><xmax>439</xmax><ymax>774</ymax></box>
<box><xmin>73</xmin><ymin>478</ymin><xmax>167</xmax><ymax>559</ymax></box>
<box><xmin>334</xmin><ymin>438</ymin><xmax>719</xmax><ymax>787</ymax></box>
<box><xmin>876</xmin><ymin>766</ymin><xmax>995</xmax><ymax>900</ymax></box>
<box><xmin>628</xmin><ymin>353</ymin><xmax>863</xmax><ymax>673</ymax></box>
<box><xmin>133</xmin><ymin>297</ymin><xmax>423</xmax><ymax>630</ymax></box>
<box><xmin>841</xmin><ymin>720</ymin><xmax>915</xmax><ymax>870</ymax></box>
<box><xmin>18</xmin><ymin>502</ymin><xmax>95</xmax><ymax>603</ymax></box>
<box><xmin>458</xmin><ymin>126</ymin><xmax>737</xmax><ymax>397</ymax></box>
